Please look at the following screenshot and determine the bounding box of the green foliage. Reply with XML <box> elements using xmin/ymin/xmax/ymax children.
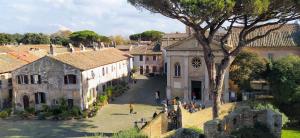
<box><xmin>184</xmin><ymin>127</ymin><xmax>204</xmax><ymax>136</ymax></box>
<box><xmin>112</xmin><ymin>128</ymin><xmax>147</xmax><ymax>138</ymax></box>
<box><xmin>129</xmin><ymin>30</ymin><xmax>164</xmax><ymax>41</ymax></box>
<box><xmin>132</xmin><ymin>66</ymin><xmax>138</xmax><ymax>73</ymax></box>
<box><xmin>105</xmin><ymin>86</ymin><xmax>113</xmax><ymax>99</ymax></box>
<box><xmin>25</xmin><ymin>107</ymin><xmax>35</xmax><ymax>114</ymax></box>
<box><xmin>231</xmin><ymin>123</ymin><xmax>276</xmax><ymax>138</ymax></box>
<box><xmin>230</xmin><ymin>51</ymin><xmax>267</xmax><ymax>91</ymax></box>
<box><xmin>69</xmin><ymin>106</ymin><xmax>82</xmax><ymax>117</ymax></box>
<box><xmin>21</xmin><ymin>33</ymin><xmax>50</xmax><ymax>44</ymax></box>
<box><xmin>70</xmin><ymin>30</ymin><xmax>110</xmax><ymax>46</ymax></box>
<box><xmin>250</xmin><ymin>102</ymin><xmax>289</xmax><ymax>126</ymax></box>
<box><xmin>0</xmin><ymin>111</ymin><xmax>9</xmax><ymax>119</ymax></box>
<box><xmin>0</xmin><ymin>33</ymin><xmax>16</xmax><ymax>45</ymax></box>
<box><xmin>98</xmin><ymin>95</ymin><xmax>108</xmax><ymax>104</ymax></box>
<box><xmin>282</xmin><ymin>128</ymin><xmax>300</xmax><ymax>138</ymax></box>
<box><xmin>268</xmin><ymin>55</ymin><xmax>300</xmax><ymax>104</ymax></box>
<box><xmin>50</xmin><ymin>36</ymin><xmax>70</xmax><ymax>46</ymax></box>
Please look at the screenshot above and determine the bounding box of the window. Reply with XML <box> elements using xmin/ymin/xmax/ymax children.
<box><xmin>146</xmin><ymin>56</ymin><xmax>149</xmax><ymax>61</ymax></box>
<box><xmin>8</xmin><ymin>78</ymin><xmax>12</xmax><ymax>86</ymax></box>
<box><xmin>102</xmin><ymin>68</ymin><xmax>105</xmax><ymax>76</ymax></box>
<box><xmin>17</xmin><ymin>75</ymin><xmax>29</xmax><ymax>84</ymax></box>
<box><xmin>102</xmin><ymin>85</ymin><xmax>106</xmax><ymax>92</ymax></box>
<box><xmin>139</xmin><ymin>55</ymin><xmax>143</xmax><ymax>61</ymax></box>
<box><xmin>192</xmin><ymin>57</ymin><xmax>202</xmax><ymax>68</ymax></box>
<box><xmin>268</xmin><ymin>53</ymin><xmax>274</xmax><ymax>61</ymax></box>
<box><xmin>30</xmin><ymin>74</ymin><xmax>41</xmax><ymax>84</ymax></box>
<box><xmin>0</xmin><ymin>80</ymin><xmax>2</xmax><ymax>88</ymax></box>
<box><xmin>164</xmin><ymin>63</ymin><xmax>167</xmax><ymax>74</ymax></box>
<box><xmin>64</xmin><ymin>74</ymin><xmax>77</xmax><ymax>84</ymax></box>
<box><xmin>9</xmin><ymin>89</ymin><xmax>13</xmax><ymax>100</ymax></box>
<box><xmin>174</xmin><ymin>63</ymin><xmax>181</xmax><ymax>77</ymax></box>
<box><xmin>91</xmin><ymin>71</ymin><xmax>95</xmax><ymax>79</ymax></box>
<box><xmin>35</xmin><ymin>92</ymin><xmax>46</xmax><ymax>104</ymax></box>
<box><xmin>153</xmin><ymin>56</ymin><xmax>157</xmax><ymax>61</ymax></box>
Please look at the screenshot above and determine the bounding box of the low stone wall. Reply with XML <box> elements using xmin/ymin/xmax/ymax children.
<box><xmin>141</xmin><ymin>113</ymin><xmax>168</xmax><ymax>138</ymax></box>
<box><xmin>179</xmin><ymin>103</ymin><xmax>236</xmax><ymax>129</ymax></box>
<box><xmin>204</xmin><ymin>106</ymin><xmax>282</xmax><ymax>138</ymax></box>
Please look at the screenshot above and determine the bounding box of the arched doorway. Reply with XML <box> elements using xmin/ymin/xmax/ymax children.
<box><xmin>23</xmin><ymin>95</ymin><xmax>30</xmax><ymax>109</ymax></box>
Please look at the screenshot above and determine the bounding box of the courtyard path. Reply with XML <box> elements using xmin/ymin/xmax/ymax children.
<box><xmin>0</xmin><ymin>76</ymin><xmax>166</xmax><ymax>138</ymax></box>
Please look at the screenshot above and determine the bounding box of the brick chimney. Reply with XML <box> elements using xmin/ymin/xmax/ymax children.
<box><xmin>68</xmin><ymin>43</ymin><xmax>75</xmax><ymax>53</ymax></box>
<box><xmin>79</xmin><ymin>43</ymin><xmax>85</xmax><ymax>51</ymax></box>
<box><xmin>49</xmin><ymin>43</ymin><xmax>56</xmax><ymax>55</ymax></box>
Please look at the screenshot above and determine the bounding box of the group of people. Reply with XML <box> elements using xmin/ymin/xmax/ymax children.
<box><xmin>183</xmin><ymin>101</ymin><xmax>203</xmax><ymax>113</ymax></box>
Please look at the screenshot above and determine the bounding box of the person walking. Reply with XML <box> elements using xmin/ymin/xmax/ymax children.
<box><xmin>155</xmin><ymin>91</ymin><xmax>160</xmax><ymax>104</ymax></box>
<box><xmin>129</xmin><ymin>103</ymin><xmax>134</xmax><ymax>114</ymax></box>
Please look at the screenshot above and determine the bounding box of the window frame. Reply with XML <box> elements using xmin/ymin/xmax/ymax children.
<box><xmin>64</xmin><ymin>74</ymin><xmax>77</xmax><ymax>85</ymax></box>
<box><xmin>174</xmin><ymin>63</ymin><xmax>181</xmax><ymax>77</ymax></box>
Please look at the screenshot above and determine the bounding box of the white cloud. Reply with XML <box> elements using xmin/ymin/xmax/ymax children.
<box><xmin>0</xmin><ymin>0</ymin><xmax>185</xmax><ymax>36</ymax></box>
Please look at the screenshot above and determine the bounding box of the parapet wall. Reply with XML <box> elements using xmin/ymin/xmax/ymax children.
<box><xmin>204</xmin><ymin>106</ymin><xmax>282</xmax><ymax>138</ymax></box>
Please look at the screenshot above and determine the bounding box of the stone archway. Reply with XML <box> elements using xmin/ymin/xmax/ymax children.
<box><xmin>23</xmin><ymin>95</ymin><xmax>30</xmax><ymax>110</ymax></box>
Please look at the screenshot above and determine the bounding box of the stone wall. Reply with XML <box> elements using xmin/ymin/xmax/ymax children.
<box><xmin>178</xmin><ymin>103</ymin><xmax>236</xmax><ymax>129</ymax></box>
<box><xmin>141</xmin><ymin>113</ymin><xmax>168</xmax><ymax>138</ymax></box>
<box><xmin>204</xmin><ymin>106</ymin><xmax>282</xmax><ymax>138</ymax></box>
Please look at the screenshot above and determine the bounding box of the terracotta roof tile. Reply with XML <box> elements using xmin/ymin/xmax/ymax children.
<box><xmin>0</xmin><ymin>52</ymin><xmax>40</xmax><ymax>73</ymax></box>
<box><xmin>130</xmin><ymin>45</ymin><xmax>162</xmax><ymax>55</ymax></box>
<box><xmin>50</xmin><ymin>48</ymin><xmax>132</xmax><ymax>70</ymax></box>
<box><xmin>229</xmin><ymin>24</ymin><xmax>300</xmax><ymax>47</ymax></box>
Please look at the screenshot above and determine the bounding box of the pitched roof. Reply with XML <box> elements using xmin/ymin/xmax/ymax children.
<box><xmin>0</xmin><ymin>52</ymin><xmax>40</xmax><ymax>73</ymax></box>
<box><xmin>229</xmin><ymin>24</ymin><xmax>300</xmax><ymax>48</ymax></box>
<box><xmin>130</xmin><ymin>45</ymin><xmax>162</xmax><ymax>55</ymax></box>
<box><xmin>165</xmin><ymin>36</ymin><xmax>222</xmax><ymax>51</ymax></box>
<box><xmin>50</xmin><ymin>48</ymin><xmax>132</xmax><ymax>71</ymax></box>
<box><xmin>162</xmin><ymin>33</ymin><xmax>189</xmax><ymax>39</ymax></box>
<box><xmin>116</xmin><ymin>45</ymin><xmax>132</xmax><ymax>50</ymax></box>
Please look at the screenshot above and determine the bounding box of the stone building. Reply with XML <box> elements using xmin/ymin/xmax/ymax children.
<box><xmin>130</xmin><ymin>44</ymin><xmax>163</xmax><ymax>75</ymax></box>
<box><xmin>164</xmin><ymin>37</ymin><xmax>230</xmax><ymax>106</ymax></box>
<box><xmin>0</xmin><ymin>49</ymin><xmax>40</xmax><ymax>109</ymax></box>
<box><xmin>12</xmin><ymin>48</ymin><xmax>133</xmax><ymax>111</ymax></box>
<box><xmin>162</xmin><ymin>24</ymin><xmax>300</xmax><ymax>105</ymax></box>
<box><xmin>229</xmin><ymin>24</ymin><xmax>300</xmax><ymax>60</ymax></box>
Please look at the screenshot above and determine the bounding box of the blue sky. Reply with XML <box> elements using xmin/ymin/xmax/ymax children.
<box><xmin>0</xmin><ymin>0</ymin><xmax>185</xmax><ymax>37</ymax></box>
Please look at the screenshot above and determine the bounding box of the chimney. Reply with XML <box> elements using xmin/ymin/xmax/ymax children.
<box><xmin>49</xmin><ymin>43</ymin><xmax>55</xmax><ymax>55</ymax></box>
<box><xmin>79</xmin><ymin>43</ymin><xmax>85</xmax><ymax>51</ymax></box>
<box><xmin>68</xmin><ymin>43</ymin><xmax>75</xmax><ymax>53</ymax></box>
<box><xmin>100</xmin><ymin>42</ymin><xmax>105</xmax><ymax>48</ymax></box>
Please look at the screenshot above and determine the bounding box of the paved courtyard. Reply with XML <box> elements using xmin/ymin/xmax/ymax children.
<box><xmin>0</xmin><ymin>76</ymin><xmax>166</xmax><ymax>138</ymax></box>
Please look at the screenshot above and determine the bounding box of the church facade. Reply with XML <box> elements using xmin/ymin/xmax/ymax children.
<box><xmin>164</xmin><ymin>37</ymin><xmax>230</xmax><ymax>106</ymax></box>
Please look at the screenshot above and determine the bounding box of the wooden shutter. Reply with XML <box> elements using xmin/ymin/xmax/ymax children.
<box><xmin>30</xmin><ymin>75</ymin><xmax>34</xmax><ymax>84</ymax></box>
<box><xmin>38</xmin><ymin>75</ymin><xmax>42</xmax><ymax>84</ymax></box>
<box><xmin>24</xmin><ymin>75</ymin><xmax>29</xmax><ymax>84</ymax></box>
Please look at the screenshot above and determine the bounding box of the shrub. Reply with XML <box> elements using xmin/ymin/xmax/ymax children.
<box><xmin>112</xmin><ymin>128</ymin><xmax>147</xmax><ymax>138</ymax></box>
<box><xmin>37</xmin><ymin>112</ymin><xmax>46</xmax><ymax>120</ymax></box>
<box><xmin>231</xmin><ymin>123</ymin><xmax>276</xmax><ymax>138</ymax></box>
<box><xmin>25</xmin><ymin>107</ymin><xmax>35</xmax><ymax>114</ymax></box>
<box><xmin>185</xmin><ymin>127</ymin><xmax>204</xmax><ymax>134</ymax></box>
<box><xmin>105</xmin><ymin>87</ymin><xmax>113</xmax><ymax>99</ymax></box>
<box><xmin>69</xmin><ymin>106</ymin><xmax>81</xmax><ymax>117</ymax></box>
<box><xmin>0</xmin><ymin>111</ymin><xmax>9</xmax><ymax>119</ymax></box>
<box><xmin>42</xmin><ymin>104</ymin><xmax>50</xmax><ymax>112</ymax></box>
<box><xmin>82</xmin><ymin>110</ymin><xmax>88</xmax><ymax>118</ymax></box>
<box><xmin>3</xmin><ymin>108</ymin><xmax>12</xmax><ymax>116</ymax></box>
<box><xmin>98</xmin><ymin>95</ymin><xmax>108</xmax><ymax>104</ymax></box>
<box><xmin>251</xmin><ymin>102</ymin><xmax>289</xmax><ymax>126</ymax></box>
<box><xmin>59</xmin><ymin>111</ymin><xmax>71</xmax><ymax>120</ymax></box>
<box><xmin>51</xmin><ymin>108</ymin><xmax>63</xmax><ymax>115</ymax></box>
